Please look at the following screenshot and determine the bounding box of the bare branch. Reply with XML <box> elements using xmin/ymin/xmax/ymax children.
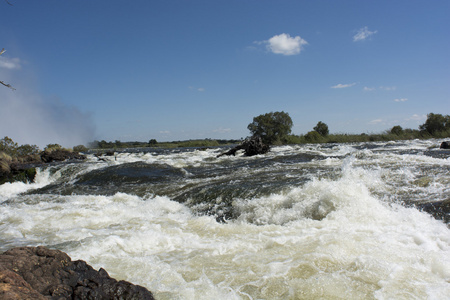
<box><xmin>0</xmin><ymin>80</ymin><xmax>16</xmax><ymax>90</ymax></box>
<box><xmin>5</xmin><ymin>0</ymin><xmax>13</xmax><ymax>6</ymax></box>
<box><xmin>0</xmin><ymin>48</ymin><xmax>16</xmax><ymax>90</ymax></box>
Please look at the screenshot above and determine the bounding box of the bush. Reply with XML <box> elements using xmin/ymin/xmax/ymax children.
<box><xmin>44</xmin><ymin>144</ymin><xmax>63</xmax><ymax>152</ymax></box>
<box><xmin>73</xmin><ymin>145</ymin><xmax>88</xmax><ymax>152</ymax></box>
<box><xmin>304</xmin><ymin>131</ymin><xmax>323</xmax><ymax>143</ymax></box>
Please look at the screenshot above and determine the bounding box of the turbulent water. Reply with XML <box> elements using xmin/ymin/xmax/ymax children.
<box><xmin>1</xmin><ymin>139</ymin><xmax>449</xmax><ymax>299</ymax></box>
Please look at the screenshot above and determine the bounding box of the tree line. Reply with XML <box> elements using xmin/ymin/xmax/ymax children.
<box><xmin>247</xmin><ymin>111</ymin><xmax>450</xmax><ymax>145</ymax></box>
<box><xmin>1</xmin><ymin>112</ymin><xmax>449</xmax><ymax>155</ymax></box>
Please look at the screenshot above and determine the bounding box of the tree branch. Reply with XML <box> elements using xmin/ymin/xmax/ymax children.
<box><xmin>0</xmin><ymin>48</ymin><xmax>16</xmax><ymax>90</ymax></box>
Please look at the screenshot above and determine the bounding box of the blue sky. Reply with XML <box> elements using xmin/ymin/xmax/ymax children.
<box><xmin>1</xmin><ymin>0</ymin><xmax>449</xmax><ymax>147</ymax></box>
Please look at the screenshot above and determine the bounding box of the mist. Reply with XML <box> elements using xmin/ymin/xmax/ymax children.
<box><xmin>0</xmin><ymin>60</ymin><xmax>96</xmax><ymax>149</ymax></box>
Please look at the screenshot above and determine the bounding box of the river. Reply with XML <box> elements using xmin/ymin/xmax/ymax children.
<box><xmin>1</xmin><ymin>139</ymin><xmax>449</xmax><ymax>299</ymax></box>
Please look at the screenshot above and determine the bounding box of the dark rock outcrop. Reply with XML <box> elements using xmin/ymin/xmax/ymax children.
<box><xmin>217</xmin><ymin>136</ymin><xmax>270</xmax><ymax>157</ymax></box>
<box><xmin>40</xmin><ymin>149</ymin><xmax>86</xmax><ymax>163</ymax></box>
<box><xmin>440</xmin><ymin>141</ymin><xmax>450</xmax><ymax>149</ymax></box>
<box><xmin>0</xmin><ymin>246</ymin><xmax>154</xmax><ymax>300</ymax></box>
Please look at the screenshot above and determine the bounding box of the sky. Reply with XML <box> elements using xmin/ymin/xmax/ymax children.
<box><xmin>1</xmin><ymin>0</ymin><xmax>449</xmax><ymax>147</ymax></box>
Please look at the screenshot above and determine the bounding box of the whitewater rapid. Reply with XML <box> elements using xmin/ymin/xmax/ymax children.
<box><xmin>1</xmin><ymin>139</ymin><xmax>449</xmax><ymax>299</ymax></box>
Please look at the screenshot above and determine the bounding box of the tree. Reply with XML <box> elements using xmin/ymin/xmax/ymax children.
<box><xmin>390</xmin><ymin>125</ymin><xmax>403</xmax><ymax>135</ymax></box>
<box><xmin>313</xmin><ymin>121</ymin><xmax>329</xmax><ymax>136</ymax></box>
<box><xmin>419</xmin><ymin>113</ymin><xmax>450</xmax><ymax>135</ymax></box>
<box><xmin>247</xmin><ymin>111</ymin><xmax>293</xmax><ymax>145</ymax></box>
<box><xmin>149</xmin><ymin>139</ymin><xmax>157</xmax><ymax>146</ymax></box>
<box><xmin>0</xmin><ymin>136</ymin><xmax>18</xmax><ymax>156</ymax></box>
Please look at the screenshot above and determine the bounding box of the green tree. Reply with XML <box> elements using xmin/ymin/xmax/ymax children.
<box><xmin>149</xmin><ymin>139</ymin><xmax>157</xmax><ymax>146</ymax></box>
<box><xmin>419</xmin><ymin>113</ymin><xmax>450</xmax><ymax>135</ymax></box>
<box><xmin>16</xmin><ymin>144</ymin><xmax>40</xmax><ymax>156</ymax></box>
<box><xmin>390</xmin><ymin>125</ymin><xmax>403</xmax><ymax>135</ymax></box>
<box><xmin>0</xmin><ymin>136</ymin><xmax>18</xmax><ymax>156</ymax></box>
<box><xmin>313</xmin><ymin>121</ymin><xmax>329</xmax><ymax>136</ymax></box>
<box><xmin>248</xmin><ymin>111</ymin><xmax>293</xmax><ymax>145</ymax></box>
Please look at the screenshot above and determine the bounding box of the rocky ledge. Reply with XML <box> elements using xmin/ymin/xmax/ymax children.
<box><xmin>1</xmin><ymin>149</ymin><xmax>86</xmax><ymax>185</ymax></box>
<box><xmin>0</xmin><ymin>246</ymin><xmax>154</xmax><ymax>300</ymax></box>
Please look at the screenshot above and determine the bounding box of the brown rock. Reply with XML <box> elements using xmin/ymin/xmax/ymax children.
<box><xmin>0</xmin><ymin>246</ymin><xmax>154</xmax><ymax>300</ymax></box>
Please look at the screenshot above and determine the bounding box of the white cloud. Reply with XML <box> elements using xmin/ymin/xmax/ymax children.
<box><xmin>369</xmin><ymin>118</ymin><xmax>384</xmax><ymax>125</ymax></box>
<box><xmin>353</xmin><ymin>26</ymin><xmax>377</xmax><ymax>42</ymax></box>
<box><xmin>159</xmin><ymin>130</ymin><xmax>171</xmax><ymax>134</ymax></box>
<box><xmin>380</xmin><ymin>86</ymin><xmax>396</xmax><ymax>91</ymax></box>
<box><xmin>406</xmin><ymin>114</ymin><xmax>426</xmax><ymax>121</ymax></box>
<box><xmin>363</xmin><ymin>87</ymin><xmax>375</xmax><ymax>91</ymax></box>
<box><xmin>0</xmin><ymin>56</ymin><xmax>21</xmax><ymax>69</ymax></box>
<box><xmin>213</xmin><ymin>127</ymin><xmax>231</xmax><ymax>133</ymax></box>
<box><xmin>394</xmin><ymin>98</ymin><xmax>408</xmax><ymax>102</ymax></box>
<box><xmin>188</xmin><ymin>86</ymin><xmax>205</xmax><ymax>92</ymax></box>
<box><xmin>331</xmin><ymin>83</ymin><xmax>356</xmax><ymax>89</ymax></box>
<box><xmin>260</xmin><ymin>33</ymin><xmax>308</xmax><ymax>55</ymax></box>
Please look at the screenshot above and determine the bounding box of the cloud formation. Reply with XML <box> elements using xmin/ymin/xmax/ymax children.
<box><xmin>353</xmin><ymin>26</ymin><xmax>377</xmax><ymax>42</ymax></box>
<box><xmin>0</xmin><ymin>56</ymin><xmax>21</xmax><ymax>70</ymax></box>
<box><xmin>363</xmin><ymin>87</ymin><xmax>376</xmax><ymax>91</ymax></box>
<box><xmin>394</xmin><ymin>98</ymin><xmax>408</xmax><ymax>102</ymax></box>
<box><xmin>259</xmin><ymin>33</ymin><xmax>308</xmax><ymax>55</ymax></box>
<box><xmin>331</xmin><ymin>83</ymin><xmax>356</xmax><ymax>89</ymax></box>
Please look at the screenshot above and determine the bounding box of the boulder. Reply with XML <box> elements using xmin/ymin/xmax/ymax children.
<box><xmin>217</xmin><ymin>136</ymin><xmax>270</xmax><ymax>157</ymax></box>
<box><xmin>0</xmin><ymin>246</ymin><xmax>154</xmax><ymax>300</ymax></box>
<box><xmin>440</xmin><ymin>141</ymin><xmax>450</xmax><ymax>149</ymax></box>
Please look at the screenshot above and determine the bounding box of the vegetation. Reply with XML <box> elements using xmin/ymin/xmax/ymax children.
<box><xmin>419</xmin><ymin>113</ymin><xmax>450</xmax><ymax>136</ymax></box>
<box><xmin>0</xmin><ymin>136</ymin><xmax>40</xmax><ymax>156</ymax></box>
<box><xmin>313</xmin><ymin>121</ymin><xmax>329</xmax><ymax>137</ymax></box>
<box><xmin>247</xmin><ymin>111</ymin><xmax>293</xmax><ymax>145</ymax></box>
<box><xmin>89</xmin><ymin>138</ymin><xmax>240</xmax><ymax>150</ymax></box>
<box><xmin>1</xmin><ymin>113</ymin><xmax>449</xmax><ymax>156</ymax></box>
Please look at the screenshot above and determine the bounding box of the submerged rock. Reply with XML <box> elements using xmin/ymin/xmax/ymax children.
<box><xmin>417</xmin><ymin>199</ymin><xmax>450</xmax><ymax>224</ymax></box>
<box><xmin>0</xmin><ymin>246</ymin><xmax>154</xmax><ymax>300</ymax></box>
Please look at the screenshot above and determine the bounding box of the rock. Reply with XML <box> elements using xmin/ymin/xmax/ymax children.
<box><xmin>417</xmin><ymin>199</ymin><xmax>450</xmax><ymax>224</ymax></box>
<box><xmin>0</xmin><ymin>246</ymin><xmax>155</xmax><ymax>300</ymax></box>
<box><xmin>217</xmin><ymin>136</ymin><xmax>270</xmax><ymax>157</ymax></box>
<box><xmin>440</xmin><ymin>141</ymin><xmax>450</xmax><ymax>149</ymax></box>
<box><xmin>0</xmin><ymin>268</ymin><xmax>46</xmax><ymax>300</ymax></box>
<box><xmin>40</xmin><ymin>149</ymin><xmax>86</xmax><ymax>163</ymax></box>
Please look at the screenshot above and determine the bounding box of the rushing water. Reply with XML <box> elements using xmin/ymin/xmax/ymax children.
<box><xmin>1</xmin><ymin>139</ymin><xmax>449</xmax><ymax>299</ymax></box>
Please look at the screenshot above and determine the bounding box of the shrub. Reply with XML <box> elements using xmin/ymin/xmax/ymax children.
<box><xmin>304</xmin><ymin>131</ymin><xmax>323</xmax><ymax>143</ymax></box>
<box><xmin>44</xmin><ymin>144</ymin><xmax>63</xmax><ymax>152</ymax></box>
<box><xmin>73</xmin><ymin>145</ymin><xmax>88</xmax><ymax>152</ymax></box>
